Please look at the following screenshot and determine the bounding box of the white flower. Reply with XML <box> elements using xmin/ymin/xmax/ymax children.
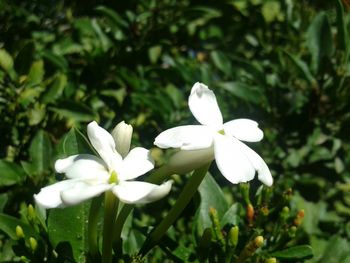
<box><xmin>35</xmin><ymin>121</ymin><xmax>172</xmax><ymax>209</ymax></box>
<box><xmin>154</xmin><ymin>82</ymin><xmax>273</xmax><ymax>186</ymax></box>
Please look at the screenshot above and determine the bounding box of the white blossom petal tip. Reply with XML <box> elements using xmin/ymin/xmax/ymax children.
<box><xmin>34</xmin><ymin>180</ymin><xmax>77</xmax><ymax>209</ymax></box>
<box><xmin>154</xmin><ymin>125</ymin><xmax>214</xmax><ymax>150</ymax></box>
<box><xmin>224</xmin><ymin>119</ymin><xmax>264</xmax><ymax>142</ymax></box>
<box><xmin>112</xmin><ymin>180</ymin><xmax>173</xmax><ymax>204</ymax></box>
<box><xmin>189</xmin><ymin>82</ymin><xmax>223</xmax><ymax>129</ymax></box>
<box><xmin>214</xmin><ymin>134</ymin><xmax>255</xmax><ymax>184</ymax></box>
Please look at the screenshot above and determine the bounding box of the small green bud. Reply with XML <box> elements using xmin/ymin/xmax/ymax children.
<box><xmin>20</xmin><ymin>256</ymin><xmax>28</xmax><ymax>262</ymax></box>
<box><xmin>288</xmin><ymin>226</ymin><xmax>297</xmax><ymax>237</ymax></box>
<box><xmin>16</xmin><ymin>225</ymin><xmax>25</xmax><ymax>239</ymax></box>
<box><xmin>29</xmin><ymin>237</ymin><xmax>37</xmax><ymax>252</ymax></box>
<box><xmin>265</xmin><ymin>258</ymin><xmax>277</xmax><ymax>263</ymax></box>
<box><xmin>228</xmin><ymin>226</ymin><xmax>239</xmax><ymax>247</ymax></box>
<box><xmin>280</xmin><ymin>206</ymin><xmax>289</xmax><ymax>221</ymax></box>
<box><xmin>209</xmin><ymin>207</ymin><xmax>225</xmax><ymax>246</ymax></box>
<box><xmin>254</xmin><ymin>236</ymin><xmax>264</xmax><ymax>248</ymax></box>
<box><xmin>27</xmin><ymin>204</ymin><xmax>36</xmax><ymax>221</ymax></box>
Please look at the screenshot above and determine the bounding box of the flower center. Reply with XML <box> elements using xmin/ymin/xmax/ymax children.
<box><xmin>218</xmin><ymin>129</ymin><xmax>225</xmax><ymax>135</ymax></box>
<box><xmin>108</xmin><ymin>171</ymin><xmax>119</xmax><ymax>184</ymax></box>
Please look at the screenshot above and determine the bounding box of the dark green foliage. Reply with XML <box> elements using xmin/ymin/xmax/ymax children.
<box><xmin>1</xmin><ymin>0</ymin><xmax>350</xmax><ymax>262</ymax></box>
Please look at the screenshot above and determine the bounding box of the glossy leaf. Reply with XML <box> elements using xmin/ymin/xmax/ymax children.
<box><xmin>28</xmin><ymin>130</ymin><xmax>52</xmax><ymax>175</ymax></box>
<box><xmin>48</xmin><ymin>203</ymin><xmax>89</xmax><ymax>263</ymax></box>
<box><xmin>307</xmin><ymin>12</ymin><xmax>334</xmax><ymax>73</ymax></box>
<box><xmin>0</xmin><ymin>213</ymin><xmax>38</xmax><ymax>240</ymax></box>
<box><xmin>0</xmin><ymin>160</ymin><xmax>26</xmax><ymax>187</ymax></box>
<box><xmin>271</xmin><ymin>245</ymin><xmax>313</xmax><ymax>259</ymax></box>
<box><xmin>195</xmin><ymin>173</ymin><xmax>229</xmax><ymax>235</ymax></box>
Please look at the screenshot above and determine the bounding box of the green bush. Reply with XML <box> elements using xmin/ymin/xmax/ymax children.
<box><xmin>1</xmin><ymin>0</ymin><xmax>350</xmax><ymax>262</ymax></box>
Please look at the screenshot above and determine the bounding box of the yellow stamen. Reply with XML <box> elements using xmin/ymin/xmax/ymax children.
<box><xmin>108</xmin><ymin>171</ymin><xmax>119</xmax><ymax>184</ymax></box>
<box><xmin>218</xmin><ymin>129</ymin><xmax>225</xmax><ymax>135</ymax></box>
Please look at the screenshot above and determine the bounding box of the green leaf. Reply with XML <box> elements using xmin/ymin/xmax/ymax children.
<box><xmin>210</xmin><ymin>50</ymin><xmax>232</xmax><ymax>75</ymax></box>
<box><xmin>50</xmin><ymin>100</ymin><xmax>97</xmax><ymax>122</ymax></box>
<box><xmin>217</xmin><ymin>81</ymin><xmax>264</xmax><ymax>105</ymax></box>
<box><xmin>0</xmin><ymin>49</ymin><xmax>14</xmax><ymax>73</ymax></box>
<box><xmin>195</xmin><ymin>173</ymin><xmax>229</xmax><ymax>235</ymax></box>
<box><xmin>42</xmin><ymin>51</ymin><xmax>69</xmax><ymax>72</ymax></box>
<box><xmin>148</xmin><ymin>45</ymin><xmax>162</xmax><ymax>64</ymax></box>
<box><xmin>62</xmin><ymin>128</ymin><xmax>94</xmax><ymax>156</ymax></box>
<box><xmin>220</xmin><ymin>203</ymin><xmax>241</xmax><ymax>227</ymax></box>
<box><xmin>335</xmin><ymin>0</ymin><xmax>349</xmax><ymax>54</ymax></box>
<box><xmin>271</xmin><ymin>245</ymin><xmax>313</xmax><ymax>259</ymax></box>
<box><xmin>0</xmin><ymin>194</ymin><xmax>8</xmax><ymax>212</ymax></box>
<box><xmin>283</xmin><ymin>51</ymin><xmax>317</xmax><ymax>87</ymax></box>
<box><xmin>262</xmin><ymin>1</ymin><xmax>282</xmax><ymax>23</ymax></box>
<box><xmin>307</xmin><ymin>12</ymin><xmax>334</xmax><ymax>73</ymax></box>
<box><xmin>0</xmin><ymin>160</ymin><xmax>26</xmax><ymax>187</ymax></box>
<box><xmin>318</xmin><ymin>235</ymin><xmax>350</xmax><ymax>263</ymax></box>
<box><xmin>100</xmin><ymin>88</ymin><xmax>126</xmax><ymax>106</ymax></box>
<box><xmin>91</xmin><ymin>19</ymin><xmax>112</xmax><ymax>52</ymax></box>
<box><xmin>95</xmin><ymin>6</ymin><xmax>128</xmax><ymax>28</ymax></box>
<box><xmin>48</xmin><ymin>203</ymin><xmax>89</xmax><ymax>263</ymax></box>
<box><xmin>0</xmin><ymin>213</ymin><xmax>38</xmax><ymax>240</ymax></box>
<box><xmin>41</xmin><ymin>74</ymin><xmax>67</xmax><ymax>104</ymax></box>
<box><xmin>29</xmin><ymin>130</ymin><xmax>52</xmax><ymax>175</ymax></box>
<box><xmin>26</xmin><ymin>60</ymin><xmax>45</xmax><ymax>86</ymax></box>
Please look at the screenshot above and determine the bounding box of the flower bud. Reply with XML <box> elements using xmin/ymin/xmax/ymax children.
<box><xmin>280</xmin><ymin>206</ymin><xmax>289</xmax><ymax>221</ymax></box>
<box><xmin>112</xmin><ymin>121</ymin><xmax>133</xmax><ymax>158</ymax></box>
<box><xmin>209</xmin><ymin>207</ymin><xmax>225</xmax><ymax>246</ymax></box>
<box><xmin>254</xmin><ymin>236</ymin><xmax>264</xmax><ymax>247</ymax></box>
<box><xmin>29</xmin><ymin>237</ymin><xmax>37</xmax><ymax>252</ymax></box>
<box><xmin>294</xmin><ymin>209</ymin><xmax>305</xmax><ymax>226</ymax></box>
<box><xmin>247</xmin><ymin>204</ymin><xmax>255</xmax><ymax>225</ymax></box>
<box><xmin>27</xmin><ymin>204</ymin><xmax>36</xmax><ymax>221</ymax></box>
<box><xmin>288</xmin><ymin>226</ymin><xmax>297</xmax><ymax>238</ymax></box>
<box><xmin>265</xmin><ymin>258</ymin><xmax>277</xmax><ymax>263</ymax></box>
<box><xmin>228</xmin><ymin>226</ymin><xmax>239</xmax><ymax>247</ymax></box>
<box><xmin>167</xmin><ymin>148</ymin><xmax>214</xmax><ymax>175</ymax></box>
<box><xmin>16</xmin><ymin>225</ymin><xmax>25</xmax><ymax>239</ymax></box>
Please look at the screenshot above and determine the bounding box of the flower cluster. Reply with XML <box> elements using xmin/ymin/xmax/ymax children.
<box><xmin>35</xmin><ymin>121</ymin><xmax>172</xmax><ymax>208</ymax></box>
<box><xmin>34</xmin><ymin>82</ymin><xmax>272</xmax><ymax>209</ymax></box>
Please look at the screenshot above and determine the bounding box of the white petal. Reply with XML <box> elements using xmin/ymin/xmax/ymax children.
<box><xmin>111</xmin><ymin>121</ymin><xmax>133</xmax><ymax>158</ymax></box>
<box><xmin>224</xmin><ymin>119</ymin><xmax>263</xmax><ymax>142</ymax></box>
<box><xmin>60</xmin><ymin>181</ymin><xmax>112</xmax><ymax>206</ymax></box>
<box><xmin>188</xmin><ymin>82</ymin><xmax>223</xmax><ymax>129</ymax></box>
<box><xmin>214</xmin><ymin>134</ymin><xmax>255</xmax><ymax>184</ymax></box>
<box><xmin>154</xmin><ymin>125</ymin><xmax>214</xmax><ymax>150</ymax></box>
<box><xmin>237</xmin><ymin>141</ymin><xmax>273</xmax><ymax>186</ymax></box>
<box><xmin>118</xmin><ymin>147</ymin><xmax>154</xmax><ymax>181</ymax></box>
<box><xmin>87</xmin><ymin>121</ymin><xmax>122</xmax><ymax>170</ymax></box>
<box><xmin>34</xmin><ymin>179</ymin><xmax>77</xmax><ymax>209</ymax></box>
<box><xmin>55</xmin><ymin>154</ymin><xmax>109</xmax><ymax>181</ymax></box>
<box><xmin>112</xmin><ymin>180</ymin><xmax>172</xmax><ymax>204</ymax></box>
<box><xmin>168</xmin><ymin>148</ymin><xmax>215</xmax><ymax>175</ymax></box>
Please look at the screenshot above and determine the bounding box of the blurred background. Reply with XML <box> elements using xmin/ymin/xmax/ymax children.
<box><xmin>1</xmin><ymin>0</ymin><xmax>350</xmax><ymax>262</ymax></box>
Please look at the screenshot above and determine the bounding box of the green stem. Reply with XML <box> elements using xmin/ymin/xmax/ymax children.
<box><xmin>140</xmin><ymin>163</ymin><xmax>210</xmax><ymax>256</ymax></box>
<box><xmin>102</xmin><ymin>191</ymin><xmax>119</xmax><ymax>263</ymax></box>
<box><xmin>88</xmin><ymin>196</ymin><xmax>103</xmax><ymax>258</ymax></box>
<box><xmin>147</xmin><ymin>165</ymin><xmax>174</xmax><ymax>184</ymax></box>
<box><xmin>113</xmin><ymin>204</ymin><xmax>133</xmax><ymax>254</ymax></box>
<box><xmin>112</xmin><ymin>165</ymin><xmax>173</xmax><ymax>248</ymax></box>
